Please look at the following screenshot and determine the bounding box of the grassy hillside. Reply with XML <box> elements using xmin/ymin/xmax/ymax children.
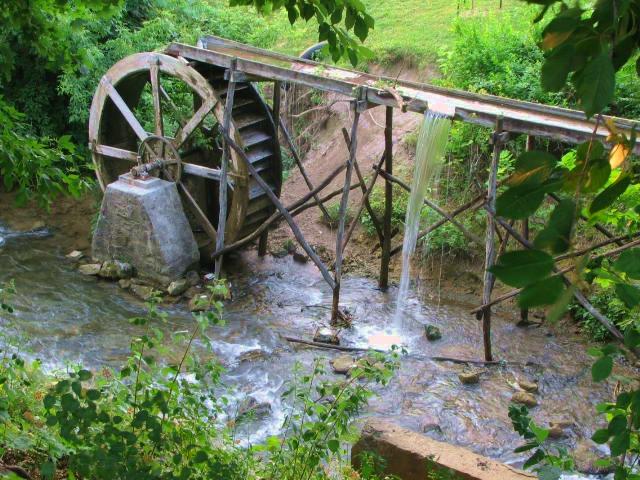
<box><xmin>253</xmin><ymin>0</ymin><xmax>532</xmax><ymax>65</ymax></box>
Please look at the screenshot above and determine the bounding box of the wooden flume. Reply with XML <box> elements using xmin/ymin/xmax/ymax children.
<box><xmin>89</xmin><ymin>36</ymin><xmax>640</xmax><ymax>361</ymax></box>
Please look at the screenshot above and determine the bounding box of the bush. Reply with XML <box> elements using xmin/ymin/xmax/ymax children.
<box><xmin>0</xmin><ymin>98</ymin><xmax>91</xmax><ymax>209</ymax></box>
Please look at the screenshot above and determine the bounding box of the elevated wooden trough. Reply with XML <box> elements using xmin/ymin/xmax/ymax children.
<box><xmin>90</xmin><ymin>35</ymin><xmax>640</xmax><ymax>361</ymax></box>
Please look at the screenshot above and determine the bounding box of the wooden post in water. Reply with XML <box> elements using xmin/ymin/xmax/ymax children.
<box><xmin>520</xmin><ymin>135</ymin><xmax>534</xmax><ymax>323</ymax></box>
<box><xmin>480</xmin><ymin>117</ymin><xmax>503</xmax><ymax>361</ymax></box>
<box><xmin>258</xmin><ymin>81</ymin><xmax>281</xmax><ymax>257</ymax></box>
<box><xmin>379</xmin><ymin>107</ymin><xmax>394</xmax><ymax>290</ymax></box>
<box><xmin>332</xmin><ymin>99</ymin><xmax>362</xmax><ymax>322</ymax></box>
<box><xmin>214</xmin><ymin>58</ymin><xmax>237</xmax><ymax>278</ymax></box>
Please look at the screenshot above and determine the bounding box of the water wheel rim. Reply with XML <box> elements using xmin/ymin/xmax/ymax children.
<box><xmin>88</xmin><ymin>52</ymin><xmax>249</xmax><ymax>244</ymax></box>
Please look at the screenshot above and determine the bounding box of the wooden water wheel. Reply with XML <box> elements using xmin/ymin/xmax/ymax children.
<box><xmin>88</xmin><ymin>52</ymin><xmax>282</xmax><ymax>250</ymax></box>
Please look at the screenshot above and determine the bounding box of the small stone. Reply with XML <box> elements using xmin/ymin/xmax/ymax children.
<box><xmin>203</xmin><ymin>273</ymin><xmax>215</xmax><ymax>282</ymax></box>
<box><xmin>99</xmin><ymin>260</ymin><xmax>133</xmax><ymax>280</ymax></box>
<box><xmin>511</xmin><ymin>391</ymin><xmax>538</xmax><ymax>407</ymax></box>
<box><xmin>79</xmin><ymin>263</ymin><xmax>102</xmax><ymax>276</ymax></box>
<box><xmin>458</xmin><ymin>371</ymin><xmax>481</xmax><ymax>385</ymax></box>
<box><xmin>66</xmin><ymin>250</ymin><xmax>84</xmax><ymax>261</ymax></box>
<box><xmin>131</xmin><ymin>284</ymin><xmax>154</xmax><ymax>301</ymax></box>
<box><xmin>548</xmin><ymin>425</ymin><xmax>565</xmax><ymax>439</ymax></box>
<box><xmin>237</xmin><ymin>396</ymin><xmax>271</xmax><ymax>421</ymax></box>
<box><xmin>185</xmin><ymin>270</ymin><xmax>200</xmax><ymax>286</ymax></box>
<box><xmin>238</xmin><ymin>349</ymin><xmax>267</xmax><ymax>363</ymax></box>
<box><xmin>518</xmin><ymin>380</ymin><xmax>539</xmax><ymax>393</ymax></box>
<box><xmin>29</xmin><ymin>220</ymin><xmax>46</xmax><ymax>231</ymax></box>
<box><xmin>167</xmin><ymin>278</ymin><xmax>189</xmax><ymax>296</ymax></box>
<box><xmin>424</xmin><ymin>324</ymin><xmax>442</xmax><ymax>341</ymax></box>
<box><xmin>331</xmin><ymin>354</ymin><xmax>355</xmax><ymax>374</ymax></box>
<box><xmin>313</xmin><ymin>327</ymin><xmax>339</xmax><ymax>345</ymax></box>
<box><xmin>292</xmin><ymin>252</ymin><xmax>308</xmax><ymax>263</ymax></box>
<box><xmin>118</xmin><ymin>279</ymin><xmax>131</xmax><ymax>290</ymax></box>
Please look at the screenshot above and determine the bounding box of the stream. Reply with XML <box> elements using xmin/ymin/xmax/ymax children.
<box><xmin>0</xmin><ymin>221</ymin><xmax>619</xmax><ymax>478</ymax></box>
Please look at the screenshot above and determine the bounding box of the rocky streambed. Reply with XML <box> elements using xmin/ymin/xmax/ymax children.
<box><xmin>0</xmin><ymin>219</ymin><xmax>626</xmax><ymax>478</ymax></box>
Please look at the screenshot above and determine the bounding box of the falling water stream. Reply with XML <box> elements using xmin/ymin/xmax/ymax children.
<box><xmin>0</xmin><ymin>215</ymin><xmax>621</xmax><ymax>478</ymax></box>
<box><xmin>396</xmin><ymin>112</ymin><xmax>451</xmax><ymax>319</ymax></box>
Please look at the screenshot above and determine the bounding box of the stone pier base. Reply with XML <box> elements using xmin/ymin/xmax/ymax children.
<box><xmin>352</xmin><ymin>419</ymin><xmax>535</xmax><ymax>480</ymax></box>
<box><xmin>92</xmin><ymin>174</ymin><xmax>199</xmax><ymax>285</ymax></box>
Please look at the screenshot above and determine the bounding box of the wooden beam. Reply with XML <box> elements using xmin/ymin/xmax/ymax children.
<box><xmin>215</xmin><ymin>61</ymin><xmax>237</xmax><ymax>278</ymax></box>
<box><xmin>220</xmin><ymin>127</ymin><xmax>337</xmax><ymax>289</ymax></box>
<box><xmin>332</xmin><ymin>105</ymin><xmax>361</xmax><ymax>322</ymax></box>
<box><xmin>479</xmin><ymin>118</ymin><xmax>504</xmax><ymax>362</ymax></box>
<box><xmin>379</xmin><ymin>107</ymin><xmax>394</xmax><ymax>290</ymax></box>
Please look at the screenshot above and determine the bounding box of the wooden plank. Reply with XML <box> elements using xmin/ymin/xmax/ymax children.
<box><xmin>92</xmin><ymin>144</ymin><xmax>138</xmax><ymax>162</ymax></box>
<box><xmin>332</xmin><ymin>107</ymin><xmax>361</xmax><ymax>321</ymax></box>
<box><xmin>479</xmin><ymin>118</ymin><xmax>504</xmax><ymax>362</ymax></box>
<box><xmin>219</xmin><ymin>126</ymin><xmax>337</xmax><ymax>290</ymax></box>
<box><xmin>182</xmin><ymin>163</ymin><xmax>225</xmax><ymax>182</ymax></box>
<box><xmin>150</xmin><ymin>61</ymin><xmax>164</xmax><ymax>137</ymax></box>
<box><xmin>215</xmin><ymin>62</ymin><xmax>237</xmax><ymax>278</ymax></box>
<box><xmin>380</xmin><ymin>107</ymin><xmax>394</xmax><ymax>290</ymax></box>
<box><xmin>174</xmin><ymin>96</ymin><xmax>217</xmax><ymax>148</ymax></box>
<box><xmin>104</xmin><ymin>80</ymin><xmax>149</xmax><ymax>142</ymax></box>
<box><xmin>166</xmin><ymin>37</ymin><xmax>640</xmax><ymax>152</ymax></box>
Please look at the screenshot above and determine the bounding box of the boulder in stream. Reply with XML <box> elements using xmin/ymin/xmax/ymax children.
<box><xmin>424</xmin><ymin>324</ymin><xmax>442</xmax><ymax>341</ymax></box>
<box><xmin>511</xmin><ymin>391</ymin><xmax>538</xmax><ymax>407</ymax></box>
<box><xmin>237</xmin><ymin>396</ymin><xmax>271</xmax><ymax>421</ymax></box>
<box><xmin>131</xmin><ymin>284</ymin><xmax>155</xmax><ymax>301</ymax></box>
<box><xmin>78</xmin><ymin>263</ymin><xmax>102</xmax><ymax>276</ymax></box>
<box><xmin>185</xmin><ymin>270</ymin><xmax>200</xmax><ymax>287</ymax></box>
<box><xmin>517</xmin><ymin>379</ymin><xmax>538</xmax><ymax>393</ymax></box>
<box><xmin>99</xmin><ymin>260</ymin><xmax>133</xmax><ymax>280</ymax></box>
<box><xmin>331</xmin><ymin>354</ymin><xmax>355</xmax><ymax>374</ymax></box>
<box><xmin>167</xmin><ymin>278</ymin><xmax>189</xmax><ymax>296</ymax></box>
<box><xmin>66</xmin><ymin>250</ymin><xmax>84</xmax><ymax>261</ymax></box>
<box><xmin>458</xmin><ymin>370</ymin><xmax>481</xmax><ymax>385</ymax></box>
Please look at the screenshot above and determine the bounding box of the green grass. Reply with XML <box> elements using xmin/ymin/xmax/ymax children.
<box><xmin>255</xmin><ymin>0</ymin><xmax>531</xmax><ymax>66</ymax></box>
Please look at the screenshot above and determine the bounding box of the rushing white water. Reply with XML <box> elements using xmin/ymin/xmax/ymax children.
<box><xmin>395</xmin><ymin>111</ymin><xmax>452</xmax><ymax>318</ymax></box>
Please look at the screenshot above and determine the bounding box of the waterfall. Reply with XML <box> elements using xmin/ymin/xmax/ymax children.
<box><xmin>395</xmin><ymin>111</ymin><xmax>452</xmax><ymax>317</ymax></box>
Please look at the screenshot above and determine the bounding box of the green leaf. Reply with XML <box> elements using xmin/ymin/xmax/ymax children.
<box><xmin>623</xmin><ymin>329</ymin><xmax>640</xmax><ymax>349</ymax></box>
<box><xmin>511</xmin><ymin>151</ymin><xmax>558</xmax><ymax>187</ymax></box>
<box><xmin>608</xmin><ymin>415</ymin><xmax>628</xmax><ymax>435</ymax></box>
<box><xmin>542</xmin><ymin>43</ymin><xmax>575</xmax><ymax>91</ymax></box>
<box><xmin>354</xmin><ymin>16</ymin><xmax>368</xmax><ymax>41</ymax></box>
<box><xmin>496</xmin><ymin>183</ymin><xmax>547</xmax><ymax>219</ymax></box>
<box><xmin>610</xmin><ymin>431</ymin><xmax>630</xmax><ymax>456</ymax></box>
<box><xmin>534</xmin><ymin>199</ymin><xmax>575</xmax><ymax>253</ymax></box>
<box><xmin>41</xmin><ymin>461</ymin><xmax>55</xmax><ymax>480</ymax></box>
<box><xmin>514</xmin><ymin>442</ymin><xmax>538</xmax><ymax>453</ymax></box>
<box><xmin>529</xmin><ymin>421</ymin><xmax>550</xmax><ymax>443</ymax></box>
<box><xmin>614</xmin><ymin>249</ymin><xmax>640</xmax><ymax>279</ymax></box>
<box><xmin>574</xmin><ymin>52</ymin><xmax>615</xmax><ymax>117</ymax></box>
<box><xmin>592</xmin><ymin>428</ymin><xmax>611</xmax><ymax>444</ymax></box>
<box><xmin>518</xmin><ymin>275</ymin><xmax>565</xmax><ymax>308</ymax></box>
<box><xmin>590</xmin><ymin>175</ymin><xmax>631</xmax><ymax>214</ymax></box>
<box><xmin>193</xmin><ymin>450</ymin><xmax>208</xmax><ymax>463</ymax></box>
<box><xmin>523</xmin><ymin>448</ymin><xmax>545</xmax><ymax>469</ymax></box>
<box><xmin>591</xmin><ymin>355</ymin><xmax>613</xmax><ymax>382</ymax></box>
<box><xmin>490</xmin><ymin>250</ymin><xmax>554</xmax><ymax>288</ymax></box>
<box><xmin>327</xmin><ymin>439</ymin><xmax>340</xmax><ymax>452</ymax></box>
<box><xmin>77</xmin><ymin>369</ymin><xmax>91</xmax><ymax>381</ymax></box>
<box><xmin>615</xmin><ymin>283</ymin><xmax>640</xmax><ymax>309</ymax></box>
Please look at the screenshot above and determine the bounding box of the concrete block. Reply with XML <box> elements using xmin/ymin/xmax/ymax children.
<box><xmin>352</xmin><ymin>419</ymin><xmax>535</xmax><ymax>480</ymax></box>
<box><xmin>92</xmin><ymin>174</ymin><xmax>199</xmax><ymax>285</ymax></box>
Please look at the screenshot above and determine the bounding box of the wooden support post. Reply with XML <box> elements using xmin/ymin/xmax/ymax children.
<box><xmin>340</xmin><ymin>127</ymin><xmax>385</xmax><ymax>250</ymax></box>
<box><xmin>332</xmin><ymin>100</ymin><xmax>362</xmax><ymax>322</ymax></box>
<box><xmin>275</xmin><ymin>109</ymin><xmax>332</xmax><ymax>223</ymax></box>
<box><xmin>258</xmin><ymin>81</ymin><xmax>281</xmax><ymax>257</ymax></box>
<box><xmin>220</xmin><ymin>127</ymin><xmax>336</xmax><ymax>290</ymax></box>
<box><xmin>380</xmin><ymin>107</ymin><xmax>394</xmax><ymax>290</ymax></box>
<box><xmin>214</xmin><ymin>59</ymin><xmax>237</xmax><ymax>278</ymax></box>
<box><xmin>520</xmin><ymin>135</ymin><xmax>534</xmax><ymax>323</ymax></box>
<box><xmin>480</xmin><ymin>117</ymin><xmax>503</xmax><ymax>362</ymax></box>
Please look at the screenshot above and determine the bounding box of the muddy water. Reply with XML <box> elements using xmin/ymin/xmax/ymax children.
<box><xmin>0</xmin><ymin>223</ymin><xmax>618</xmax><ymax>477</ymax></box>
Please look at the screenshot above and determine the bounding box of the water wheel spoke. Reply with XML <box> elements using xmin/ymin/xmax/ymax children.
<box><xmin>104</xmin><ymin>80</ymin><xmax>149</xmax><ymax>143</ymax></box>
<box><xmin>160</xmin><ymin>86</ymin><xmax>187</xmax><ymax>129</ymax></box>
<box><xmin>177</xmin><ymin>181</ymin><xmax>218</xmax><ymax>242</ymax></box>
<box><xmin>173</xmin><ymin>96</ymin><xmax>217</xmax><ymax>149</ymax></box>
<box><xmin>92</xmin><ymin>144</ymin><xmax>138</xmax><ymax>162</ymax></box>
<box><xmin>150</xmin><ymin>62</ymin><xmax>164</xmax><ymax>137</ymax></box>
